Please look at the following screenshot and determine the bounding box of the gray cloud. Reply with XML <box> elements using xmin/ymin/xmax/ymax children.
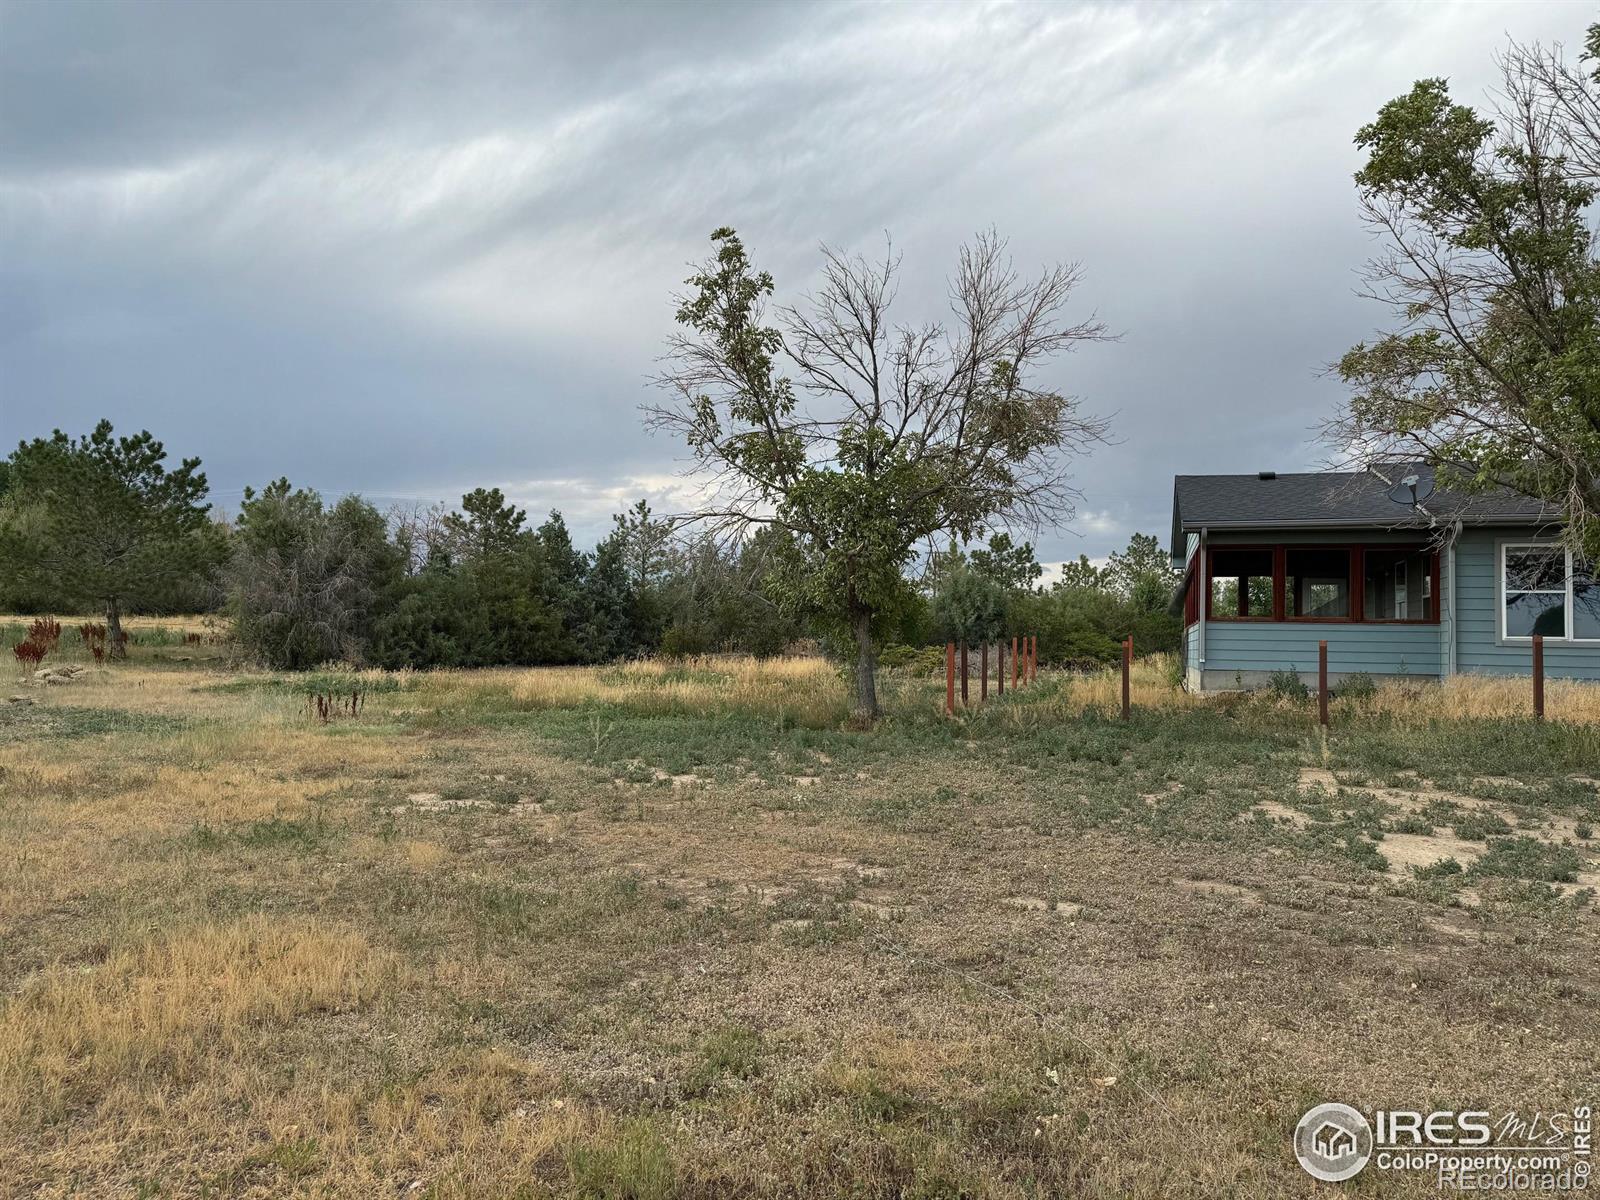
<box><xmin>0</xmin><ymin>0</ymin><xmax>1582</xmax><ymax>564</ymax></box>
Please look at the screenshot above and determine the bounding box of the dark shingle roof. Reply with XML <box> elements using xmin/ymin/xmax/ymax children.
<box><xmin>1169</xmin><ymin>466</ymin><xmax>1559</xmax><ymax>559</ymax></box>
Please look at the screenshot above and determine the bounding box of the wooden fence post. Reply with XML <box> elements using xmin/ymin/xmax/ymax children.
<box><xmin>1121</xmin><ymin>635</ymin><xmax>1132</xmax><ymax>721</ymax></box>
<box><xmin>945</xmin><ymin>642</ymin><xmax>955</xmax><ymax>716</ymax></box>
<box><xmin>997</xmin><ymin>639</ymin><xmax>1005</xmax><ymax>695</ymax></box>
<box><xmin>960</xmin><ymin>641</ymin><xmax>969</xmax><ymax>707</ymax></box>
<box><xmin>1533</xmin><ymin>633</ymin><xmax>1544</xmax><ymax>720</ymax></box>
<box><xmin>1011</xmin><ymin>636</ymin><xmax>1018</xmax><ymax>690</ymax></box>
<box><xmin>1318</xmin><ymin>640</ymin><xmax>1329</xmax><ymax>728</ymax></box>
<box><xmin>981</xmin><ymin>642</ymin><xmax>989</xmax><ymax>702</ymax></box>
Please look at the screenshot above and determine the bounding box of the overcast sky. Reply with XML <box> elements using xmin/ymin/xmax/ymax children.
<box><xmin>0</xmin><ymin>0</ymin><xmax>1587</xmax><ymax>568</ymax></box>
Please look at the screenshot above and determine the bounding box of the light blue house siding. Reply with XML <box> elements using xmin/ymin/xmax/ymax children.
<box><xmin>1453</xmin><ymin>527</ymin><xmax>1600</xmax><ymax>680</ymax></box>
<box><xmin>1183</xmin><ymin>621</ymin><xmax>1202</xmax><ymax>690</ymax></box>
<box><xmin>1186</xmin><ymin>524</ymin><xmax>1600</xmax><ymax>688</ymax></box>
<box><xmin>1202</xmin><ymin>621</ymin><xmax>1440</xmax><ymax>684</ymax></box>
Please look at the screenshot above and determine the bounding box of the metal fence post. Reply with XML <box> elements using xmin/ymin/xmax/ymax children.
<box><xmin>1011</xmin><ymin>636</ymin><xmax>1018</xmax><ymax>690</ymax></box>
<box><xmin>981</xmin><ymin>642</ymin><xmax>989</xmax><ymax>702</ymax></box>
<box><xmin>960</xmin><ymin>641</ymin><xmax>969</xmax><ymax>706</ymax></box>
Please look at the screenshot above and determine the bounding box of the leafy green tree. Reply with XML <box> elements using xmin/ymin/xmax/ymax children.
<box><xmin>611</xmin><ymin>500</ymin><xmax>673</xmax><ymax>592</ymax></box>
<box><xmin>969</xmin><ymin>532</ymin><xmax>1043</xmax><ymax>597</ymax></box>
<box><xmin>651</xmin><ymin>227</ymin><xmax>1110</xmax><ymax>717</ymax></box>
<box><xmin>1331</xmin><ymin>25</ymin><xmax>1600</xmax><ymax>557</ymax></box>
<box><xmin>0</xmin><ymin>421</ymin><xmax>219</xmax><ymax>655</ymax></box>
<box><xmin>532</xmin><ymin>511</ymin><xmax>588</xmax><ymax>662</ymax></box>
<box><xmin>598</xmin><ymin>499</ymin><xmax>675</xmax><ymax>652</ymax></box>
<box><xmin>443</xmin><ymin>487</ymin><xmax>527</xmax><ymax>560</ymax></box>
<box><xmin>1104</xmin><ymin>532</ymin><xmax>1181</xmax><ymax>612</ymax></box>
<box><xmin>227</xmin><ymin>480</ymin><xmax>404</xmax><ymax>668</ymax></box>
<box><xmin>1054</xmin><ymin>554</ymin><xmax>1108</xmax><ymax>593</ymax></box>
<box><xmin>933</xmin><ymin>565</ymin><xmax>1007</xmax><ymax>647</ymax></box>
<box><xmin>653</xmin><ymin>528</ymin><xmax>802</xmax><ymax>658</ymax></box>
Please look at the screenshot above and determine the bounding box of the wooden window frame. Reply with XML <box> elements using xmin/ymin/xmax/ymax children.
<box><xmin>1358</xmin><ymin>545</ymin><xmax>1442</xmax><ymax>626</ymax></box>
<box><xmin>1204</xmin><ymin>546</ymin><xmax>1276</xmax><ymax>622</ymax></box>
<box><xmin>1205</xmin><ymin>542</ymin><xmax>1441</xmax><ymax>626</ymax></box>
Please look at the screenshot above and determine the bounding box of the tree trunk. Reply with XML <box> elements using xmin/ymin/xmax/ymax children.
<box><xmin>850</xmin><ymin>607</ymin><xmax>879</xmax><ymax>719</ymax></box>
<box><xmin>106</xmin><ymin>596</ymin><xmax>127</xmax><ymax>661</ymax></box>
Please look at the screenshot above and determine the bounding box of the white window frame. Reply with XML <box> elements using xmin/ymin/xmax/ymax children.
<box><xmin>1498</xmin><ymin>540</ymin><xmax>1600</xmax><ymax>643</ymax></box>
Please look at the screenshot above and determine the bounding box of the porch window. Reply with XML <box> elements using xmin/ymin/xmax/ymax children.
<box><xmin>1501</xmin><ymin>543</ymin><xmax>1600</xmax><ymax>642</ymax></box>
<box><xmin>1363</xmin><ymin>547</ymin><xmax>1434</xmax><ymax>622</ymax></box>
<box><xmin>1286</xmin><ymin>548</ymin><xmax>1350</xmax><ymax>619</ymax></box>
<box><xmin>1208</xmin><ymin>548</ymin><xmax>1273</xmax><ymax>619</ymax></box>
<box><xmin>1195</xmin><ymin>542</ymin><xmax>1439</xmax><ymax>626</ymax></box>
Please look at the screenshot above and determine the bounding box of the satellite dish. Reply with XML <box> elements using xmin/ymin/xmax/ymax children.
<box><xmin>1386</xmin><ymin>472</ymin><xmax>1435</xmax><ymax>510</ymax></box>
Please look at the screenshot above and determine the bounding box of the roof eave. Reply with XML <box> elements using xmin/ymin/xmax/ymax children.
<box><xmin>1177</xmin><ymin>514</ymin><xmax>1557</xmax><ymax>532</ymax></box>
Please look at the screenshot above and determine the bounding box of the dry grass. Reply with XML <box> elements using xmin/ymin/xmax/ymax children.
<box><xmin>0</xmin><ymin>917</ymin><xmax>389</xmax><ymax>1129</ymax></box>
<box><xmin>1353</xmin><ymin>672</ymin><xmax>1600</xmax><ymax>724</ymax></box>
<box><xmin>432</xmin><ymin>655</ymin><xmax>850</xmax><ymax>725</ymax></box>
<box><xmin>1043</xmin><ymin>653</ymin><xmax>1600</xmax><ymax>726</ymax></box>
<box><xmin>1</xmin><ymin>647</ymin><xmax>1597</xmax><ymax>1196</ymax></box>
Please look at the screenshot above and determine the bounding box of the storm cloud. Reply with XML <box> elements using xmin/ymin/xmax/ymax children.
<box><xmin>0</xmin><ymin>0</ymin><xmax>1581</xmax><ymax>564</ymax></box>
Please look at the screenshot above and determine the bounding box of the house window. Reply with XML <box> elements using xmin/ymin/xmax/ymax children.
<box><xmin>1208</xmin><ymin>548</ymin><xmax>1273</xmax><ymax>619</ymax></box>
<box><xmin>1576</xmin><ymin>559</ymin><xmax>1600</xmax><ymax>640</ymax></box>
<box><xmin>1364</xmin><ymin>547</ymin><xmax>1434</xmax><ymax>622</ymax></box>
<box><xmin>1502</xmin><ymin>543</ymin><xmax>1600</xmax><ymax>642</ymax></box>
<box><xmin>1198</xmin><ymin>542</ymin><xmax>1438</xmax><ymax>625</ymax></box>
<box><xmin>1286</xmin><ymin>548</ymin><xmax>1350</xmax><ymax>619</ymax></box>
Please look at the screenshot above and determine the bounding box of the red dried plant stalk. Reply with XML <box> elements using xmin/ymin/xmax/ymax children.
<box><xmin>27</xmin><ymin>618</ymin><xmax>62</xmax><ymax>651</ymax></box>
<box><xmin>13</xmin><ymin>639</ymin><xmax>48</xmax><ymax>670</ymax></box>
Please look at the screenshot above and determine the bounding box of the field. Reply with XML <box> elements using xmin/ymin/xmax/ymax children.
<box><xmin>2</xmin><ymin>625</ymin><xmax>1598</xmax><ymax>1197</ymax></box>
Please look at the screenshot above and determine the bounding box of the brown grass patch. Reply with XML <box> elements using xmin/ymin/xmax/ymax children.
<box><xmin>0</xmin><ymin>916</ymin><xmax>389</xmax><ymax>1130</ymax></box>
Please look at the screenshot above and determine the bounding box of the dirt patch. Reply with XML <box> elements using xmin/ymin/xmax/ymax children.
<box><xmin>1141</xmin><ymin>781</ymin><xmax>1184</xmax><ymax>805</ymax></box>
<box><xmin>401</xmin><ymin>792</ymin><xmax>494</xmax><ymax>812</ymax></box>
<box><xmin>1380</xmin><ymin>831</ymin><xmax>1481</xmax><ymax>876</ymax></box>
<box><xmin>1002</xmin><ymin>896</ymin><xmax>1083</xmax><ymax>917</ymax></box>
<box><xmin>395</xmin><ymin>791</ymin><xmax>547</xmax><ymax>815</ymax></box>
<box><xmin>816</xmin><ymin>858</ymin><xmax>888</xmax><ymax>883</ymax></box>
<box><xmin>1252</xmin><ymin>800</ymin><xmax>1308</xmax><ymax>828</ymax></box>
<box><xmin>849</xmin><ymin>899</ymin><xmax>900</xmax><ymax>920</ymax></box>
<box><xmin>650</xmin><ymin>769</ymin><xmax>704</xmax><ymax>789</ymax></box>
<box><xmin>1297</xmin><ymin>767</ymin><xmax>1338</xmax><ymax>792</ymax></box>
<box><xmin>1173</xmin><ymin>877</ymin><xmax>1261</xmax><ymax>906</ymax></box>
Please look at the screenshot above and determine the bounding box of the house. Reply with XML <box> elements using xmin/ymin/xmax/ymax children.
<box><xmin>1169</xmin><ymin>465</ymin><xmax>1600</xmax><ymax>691</ymax></box>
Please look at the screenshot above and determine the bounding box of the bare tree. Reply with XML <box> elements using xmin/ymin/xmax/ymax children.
<box><xmin>387</xmin><ymin>500</ymin><xmax>456</xmax><ymax>572</ymax></box>
<box><xmin>649</xmin><ymin>227</ymin><xmax>1111</xmax><ymax>718</ymax></box>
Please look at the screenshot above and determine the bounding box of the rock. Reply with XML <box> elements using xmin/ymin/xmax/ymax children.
<box><xmin>7</xmin><ymin>695</ymin><xmax>33</xmax><ymax>705</ymax></box>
